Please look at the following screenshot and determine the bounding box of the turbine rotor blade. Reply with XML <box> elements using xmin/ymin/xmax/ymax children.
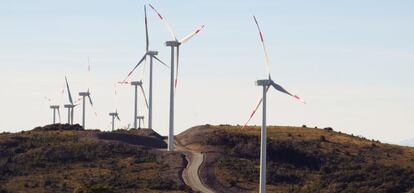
<box><xmin>139</xmin><ymin>84</ymin><xmax>149</xmax><ymax>108</ymax></box>
<box><xmin>144</xmin><ymin>5</ymin><xmax>149</xmax><ymax>52</ymax></box>
<box><xmin>116</xmin><ymin>114</ymin><xmax>121</xmax><ymax>121</ymax></box>
<box><xmin>241</xmin><ymin>86</ymin><xmax>271</xmax><ymax>129</ymax></box>
<box><xmin>179</xmin><ymin>25</ymin><xmax>205</xmax><ymax>44</ymax></box>
<box><xmin>271</xmin><ymin>82</ymin><xmax>305</xmax><ymax>103</ymax></box>
<box><xmin>120</xmin><ymin>53</ymin><xmax>147</xmax><ymax>84</ymax></box>
<box><xmin>65</xmin><ymin>76</ymin><xmax>73</xmax><ymax>104</ymax></box>
<box><xmin>153</xmin><ymin>56</ymin><xmax>169</xmax><ymax>68</ymax></box>
<box><xmin>87</xmin><ymin>95</ymin><xmax>94</xmax><ymax>106</ymax></box>
<box><xmin>253</xmin><ymin>16</ymin><xmax>271</xmax><ymax>78</ymax></box>
<box><xmin>148</xmin><ymin>4</ymin><xmax>177</xmax><ymax>41</ymax></box>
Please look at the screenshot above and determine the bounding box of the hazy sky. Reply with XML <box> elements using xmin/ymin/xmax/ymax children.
<box><xmin>1</xmin><ymin>0</ymin><xmax>413</xmax><ymax>144</ymax></box>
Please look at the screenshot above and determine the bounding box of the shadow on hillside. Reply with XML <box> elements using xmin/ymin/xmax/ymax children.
<box><xmin>97</xmin><ymin>132</ymin><xmax>167</xmax><ymax>149</ymax></box>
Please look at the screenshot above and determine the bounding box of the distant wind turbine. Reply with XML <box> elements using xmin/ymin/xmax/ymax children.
<box><xmin>149</xmin><ymin>3</ymin><xmax>205</xmax><ymax>151</ymax></box>
<box><xmin>109</xmin><ymin>110</ymin><xmax>121</xmax><ymax>131</ymax></box>
<box><xmin>119</xmin><ymin>5</ymin><xmax>168</xmax><ymax>130</ymax></box>
<box><xmin>243</xmin><ymin>16</ymin><xmax>305</xmax><ymax>193</ymax></box>
<box><xmin>130</xmin><ymin>81</ymin><xmax>149</xmax><ymax>129</ymax></box>
<box><xmin>50</xmin><ymin>105</ymin><xmax>60</xmax><ymax>124</ymax></box>
<box><xmin>78</xmin><ymin>90</ymin><xmax>94</xmax><ymax>129</ymax></box>
<box><xmin>137</xmin><ymin>116</ymin><xmax>145</xmax><ymax>129</ymax></box>
<box><xmin>63</xmin><ymin>76</ymin><xmax>76</xmax><ymax>124</ymax></box>
<box><xmin>45</xmin><ymin>84</ymin><xmax>63</xmax><ymax>124</ymax></box>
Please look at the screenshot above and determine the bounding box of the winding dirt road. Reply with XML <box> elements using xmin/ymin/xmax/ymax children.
<box><xmin>175</xmin><ymin>141</ymin><xmax>214</xmax><ymax>193</ymax></box>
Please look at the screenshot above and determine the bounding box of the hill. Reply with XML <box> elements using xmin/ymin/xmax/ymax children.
<box><xmin>177</xmin><ymin>125</ymin><xmax>414</xmax><ymax>193</ymax></box>
<box><xmin>3</xmin><ymin>124</ymin><xmax>414</xmax><ymax>193</ymax></box>
<box><xmin>0</xmin><ymin>124</ymin><xmax>189</xmax><ymax>193</ymax></box>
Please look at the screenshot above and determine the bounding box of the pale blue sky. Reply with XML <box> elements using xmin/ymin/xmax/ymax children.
<box><xmin>1</xmin><ymin>0</ymin><xmax>413</xmax><ymax>144</ymax></box>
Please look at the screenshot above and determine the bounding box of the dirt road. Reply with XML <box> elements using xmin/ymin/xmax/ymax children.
<box><xmin>175</xmin><ymin>141</ymin><xmax>214</xmax><ymax>193</ymax></box>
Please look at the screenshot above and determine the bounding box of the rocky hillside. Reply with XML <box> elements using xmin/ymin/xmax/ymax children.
<box><xmin>177</xmin><ymin>125</ymin><xmax>414</xmax><ymax>193</ymax></box>
<box><xmin>0</xmin><ymin>124</ymin><xmax>189</xmax><ymax>193</ymax></box>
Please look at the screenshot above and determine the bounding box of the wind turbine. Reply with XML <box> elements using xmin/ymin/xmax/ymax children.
<box><xmin>137</xmin><ymin>116</ymin><xmax>145</xmax><ymax>129</ymax></box>
<box><xmin>149</xmin><ymin>4</ymin><xmax>205</xmax><ymax>151</ymax></box>
<box><xmin>63</xmin><ymin>76</ymin><xmax>76</xmax><ymax>124</ymax></box>
<box><xmin>109</xmin><ymin>111</ymin><xmax>121</xmax><ymax>131</ymax></box>
<box><xmin>78</xmin><ymin>90</ymin><xmax>94</xmax><ymax>129</ymax></box>
<box><xmin>119</xmin><ymin>5</ymin><xmax>168</xmax><ymax>130</ymax></box>
<box><xmin>45</xmin><ymin>81</ymin><xmax>65</xmax><ymax>125</ymax></box>
<box><xmin>130</xmin><ymin>81</ymin><xmax>149</xmax><ymax>129</ymax></box>
<box><xmin>50</xmin><ymin>105</ymin><xmax>60</xmax><ymax>124</ymax></box>
<box><xmin>242</xmin><ymin>16</ymin><xmax>305</xmax><ymax>193</ymax></box>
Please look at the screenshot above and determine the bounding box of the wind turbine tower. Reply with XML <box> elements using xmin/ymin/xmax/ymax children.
<box><xmin>256</xmin><ymin>79</ymin><xmax>270</xmax><ymax>193</ymax></box>
<box><xmin>165</xmin><ymin>40</ymin><xmax>179</xmax><ymax>151</ymax></box>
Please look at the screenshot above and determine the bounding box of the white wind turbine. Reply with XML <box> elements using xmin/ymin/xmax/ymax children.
<box><xmin>45</xmin><ymin>83</ymin><xmax>63</xmax><ymax>125</ymax></box>
<box><xmin>137</xmin><ymin>116</ymin><xmax>145</xmax><ymax>129</ymax></box>
<box><xmin>77</xmin><ymin>57</ymin><xmax>99</xmax><ymax>129</ymax></box>
<box><xmin>109</xmin><ymin>110</ymin><xmax>121</xmax><ymax>131</ymax></box>
<box><xmin>130</xmin><ymin>81</ymin><xmax>149</xmax><ymax>129</ymax></box>
<box><xmin>63</xmin><ymin>76</ymin><xmax>76</xmax><ymax>124</ymax></box>
<box><xmin>149</xmin><ymin>4</ymin><xmax>205</xmax><ymax>151</ymax></box>
<box><xmin>78</xmin><ymin>89</ymin><xmax>94</xmax><ymax>129</ymax></box>
<box><xmin>242</xmin><ymin>16</ymin><xmax>305</xmax><ymax>193</ymax></box>
<box><xmin>49</xmin><ymin>105</ymin><xmax>60</xmax><ymax>124</ymax></box>
<box><xmin>119</xmin><ymin>5</ymin><xmax>168</xmax><ymax>130</ymax></box>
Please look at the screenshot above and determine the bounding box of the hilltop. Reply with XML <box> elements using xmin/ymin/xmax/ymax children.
<box><xmin>0</xmin><ymin>124</ymin><xmax>189</xmax><ymax>193</ymax></box>
<box><xmin>177</xmin><ymin>125</ymin><xmax>414</xmax><ymax>193</ymax></box>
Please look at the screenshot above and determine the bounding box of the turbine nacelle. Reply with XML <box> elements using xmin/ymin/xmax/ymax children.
<box><xmin>79</xmin><ymin>92</ymin><xmax>90</xmax><ymax>97</ymax></box>
<box><xmin>64</xmin><ymin>104</ymin><xmax>75</xmax><ymax>108</ymax></box>
<box><xmin>256</xmin><ymin>79</ymin><xmax>274</xmax><ymax>86</ymax></box>
<box><xmin>146</xmin><ymin>51</ymin><xmax>159</xmax><ymax>56</ymax></box>
<box><xmin>165</xmin><ymin>40</ymin><xmax>181</xmax><ymax>47</ymax></box>
<box><xmin>130</xmin><ymin>81</ymin><xmax>143</xmax><ymax>86</ymax></box>
<box><xmin>50</xmin><ymin>105</ymin><xmax>59</xmax><ymax>109</ymax></box>
<box><xmin>109</xmin><ymin>112</ymin><xmax>119</xmax><ymax>117</ymax></box>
